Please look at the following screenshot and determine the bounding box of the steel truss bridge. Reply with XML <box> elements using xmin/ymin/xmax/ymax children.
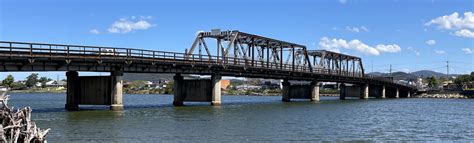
<box><xmin>0</xmin><ymin>30</ymin><xmax>416</xmax><ymax>110</ymax></box>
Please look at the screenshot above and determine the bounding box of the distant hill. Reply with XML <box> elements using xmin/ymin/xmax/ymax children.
<box><xmin>367</xmin><ymin>70</ymin><xmax>457</xmax><ymax>80</ymax></box>
<box><xmin>411</xmin><ymin>70</ymin><xmax>447</xmax><ymax>78</ymax></box>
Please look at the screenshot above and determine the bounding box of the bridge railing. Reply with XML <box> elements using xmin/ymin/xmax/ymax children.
<box><xmin>0</xmin><ymin>41</ymin><xmax>365</xmax><ymax>78</ymax></box>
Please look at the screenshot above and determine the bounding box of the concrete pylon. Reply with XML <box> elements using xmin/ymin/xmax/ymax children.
<box><xmin>311</xmin><ymin>81</ymin><xmax>320</xmax><ymax>102</ymax></box>
<box><xmin>381</xmin><ymin>85</ymin><xmax>386</xmax><ymax>98</ymax></box>
<box><xmin>282</xmin><ymin>80</ymin><xmax>290</xmax><ymax>102</ymax></box>
<box><xmin>173</xmin><ymin>74</ymin><xmax>184</xmax><ymax>106</ymax></box>
<box><xmin>211</xmin><ymin>74</ymin><xmax>222</xmax><ymax>106</ymax></box>
<box><xmin>65</xmin><ymin>71</ymin><xmax>79</xmax><ymax>111</ymax></box>
<box><xmin>396</xmin><ymin>88</ymin><xmax>399</xmax><ymax>98</ymax></box>
<box><xmin>340</xmin><ymin>83</ymin><xmax>346</xmax><ymax>100</ymax></box>
<box><xmin>361</xmin><ymin>84</ymin><xmax>369</xmax><ymax>99</ymax></box>
<box><xmin>110</xmin><ymin>70</ymin><xmax>124</xmax><ymax>111</ymax></box>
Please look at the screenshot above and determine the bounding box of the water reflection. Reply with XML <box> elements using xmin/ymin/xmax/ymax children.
<box><xmin>5</xmin><ymin>93</ymin><xmax>474</xmax><ymax>142</ymax></box>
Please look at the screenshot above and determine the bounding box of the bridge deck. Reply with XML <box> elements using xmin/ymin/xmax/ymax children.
<box><xmin>0</xmin><ymin>41</ymin><xmax>415</xmax><ymax>90</ymax></box>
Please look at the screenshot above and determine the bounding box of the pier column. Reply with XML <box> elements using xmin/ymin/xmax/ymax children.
<box><xmin>211</xmin><ymin>74</ymin><xmax>222</xmax><ymax>106</ymax></box>
<box><xmin>110</xmin><ymin>70</ymin><xmax>124</xmax><ymax>111</ymax></box>
<box><xmin>396</xmin><ymin>88</ymin><xmax>399</xmax><ymax>98</ymax></box>
<box><xmin>311</xmin><ymin>81</ymin><xmax>320</xmax><ymax>102</ymax></box>
<box><xmin>173</xmin><ymin>74</ymin><xmax>184</xmax><ymax>106</ymax></box>
<box><xmin>340</xmin><ymin>83</ymin><xmax>346</xmax><ymax>100</ymax></box>
<box><xmin>381</xmin><ymin>85</ymin><xmax>386</xmax><ymax>98</ymax></box>
<box><xmin>282</xmin><ymin>80</ymin><xmax>290</xmax><ymax>102</ymax></box>
<box><xmin>65</xmin><ymin>71</ymin><xmax>79</xmax><ymax>111</ymax></box>
<box><xmin>361</xmin><ymin>84</ymin><xmax>369</xmax><ymax>99</ymax></box>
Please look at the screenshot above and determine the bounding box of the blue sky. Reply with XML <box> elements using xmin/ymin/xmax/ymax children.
<box><xmin>0</xmin><ymin>0</ymin><xmax>473</xmax><ymax>80</ymax></box>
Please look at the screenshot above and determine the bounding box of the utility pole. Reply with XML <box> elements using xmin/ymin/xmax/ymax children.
<box><xmin>446</xmin><ymin>61</ymin><xmax>449</xmax><ymax>80</ymax></box>
<box><xmin>389</xmin><ymin>64</ymin><xmax>392</xmax><ymax>77</ymax></box>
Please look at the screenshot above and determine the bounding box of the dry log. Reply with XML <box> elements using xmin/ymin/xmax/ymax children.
<box><xmin>0</xmin><ymin>91</ymin><xmax>50</xmax><ymax>143</ymax></box>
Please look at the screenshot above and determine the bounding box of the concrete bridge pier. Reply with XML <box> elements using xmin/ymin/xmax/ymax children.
<box><xmin>310</xmin><ymin>81</ymin><xmax>320</xmax><ymax>102</ymax></box>
<box><xmin>65</xmin><ymin>71</ymin><xmax>79</xmax><ymax>111</ymax></box>
<box><xmin>110</xmin><ymin>71</ymin><xmax>124</xmax><ymax>110</ymax></box>
<box><xmin>381</xmin><ymin>85</ymin><xmax>386</xmax><ymax>98</ymax></box>
<box><xmin>339</xmin><ymin>83</ymin><xmax>369</xmax><ymax>100</ymax></box>
<box><xmin>281</xmin><ymin>80</ymin><xmax>319</xmax><ymax>102</ymax></box>
<box><xmin>211</xmin><ymin>74</ymin><xmax>222</xmax><ymax>106</ymax></box>
<box><xmin>64</xmin><ymin>70</ymin><xmax>124</xmax><ymax>111</ymax></box>
<box><xmin>396</xmin><ymin>88</ymin><xmax>400</xmax><ymax>98</ymax></box>
<box><xmin>173</xmin><ymin>74</ymin><xmax>185</xmax><ymax>106</ymax></box>
<box><xmin>340</xmin><ymin>83</ymin><xmax>346</xmax><ymax>100</ymax></box>
<box><xmin>361</xmin><ymin>84</ymin><xmax>369</xmax><ymax>99</ymax></box>
<box><xmin>281</xmin><ymin>80</ymin><xmax>291</xmax><ymax>102</ymax></box>
<box><xmin>173</xmin><ymin>73</ymin><xmax>221</xmax><ymax>106</ymax></box>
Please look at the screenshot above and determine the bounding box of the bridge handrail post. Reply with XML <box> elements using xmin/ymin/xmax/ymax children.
<box><xmin>9</xmin><ymin>42</ymin><xmax>12</xmax><ymax>57</ymax></box>
<box><xmin>49</xmin><ymin>45</ymin><xmax>52</xmax><ymax>58</ymax></box>
<box><xmin>67</xmin><ymin>46</ymin><xmax>70</xmax><ymax>58</ymax></box>
<box><xmin>29</xmin><ymin>44</ymin><xmax>33</xmax><ymax>58</ymax></box>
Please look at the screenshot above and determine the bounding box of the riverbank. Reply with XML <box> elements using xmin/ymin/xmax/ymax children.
<box><xmin>414</xmin><ymin>93</ymin><xmax>469</xmax><ymax>99</ymax></box>
<box><xmin>9</xmin><ymin>88</ymin><xmax>65</xmax><ymax>93</ymax></box>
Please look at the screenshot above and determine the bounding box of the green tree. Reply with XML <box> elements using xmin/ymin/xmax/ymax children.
<box><xmin>38</xmin><ymin>77</ymin><xmax>52</xmax><ymax>88</ymax></box>
<box><xmin>455</xmin><ymin>74</ymin><xmax>473</xmax><ymax>89</ymax></box>
<box><xmin>25</xmin><ymin>73</ymin><xmax>39</xmax><ymax>88</ymax></box>
<box><xmin>127</xmin><ymin>80</ymin><xmax>147</xmax><ymax>90</ymax></box>
<box><xmin>427</xmin><ymin>76</ymin><xmax>438</xmax><ymax>89</ymax></box>
<box><xmin>2</xmin><ymin>75</ymin><xmax>14</xmax><ymax>88</ymax></box>
<box><xmin>11</xmin><ymin>82</ymin><xmax>27</xmax><ymax>90</ymax></box>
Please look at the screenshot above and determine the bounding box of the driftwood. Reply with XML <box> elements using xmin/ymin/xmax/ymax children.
<box><xmin>0</xmin><ymin>91</ymin><xmax>50</xmax><ymax>143</ymax></box>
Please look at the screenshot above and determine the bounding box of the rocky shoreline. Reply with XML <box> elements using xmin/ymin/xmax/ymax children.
<box><xmin>414</xmin><ymin>93</ymin><xmax>470</xmax><ymax>99</ymax></box>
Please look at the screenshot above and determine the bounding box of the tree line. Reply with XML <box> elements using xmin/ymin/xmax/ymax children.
<box><xmin>1</xmin><ymin>73</ymin><xmax>56</xmax><ymax>90</ymax></box>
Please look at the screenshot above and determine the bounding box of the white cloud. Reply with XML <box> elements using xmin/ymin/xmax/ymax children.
<box><xmin>453</xmin><ymin>29</ymin><xmax>474</xmax><ymax>38</ymax></box>
<box><xmin>426</xmin><ymin>12</ymin><xmax>474</xmax><ymax>38</ymax></box>
<box><xmin>339</xmin><ymin>0</ymin><xmax>347</xmax><ymax>4</ymax></box>
<box><xmin>318</xmin><ymin>37</ymin><xmax>401</xmax><ymax>56</ymax></box>
<box><xmin>462</xmin><ymin>48</ymin><xmax>473</xmax><ymax>54</ymax></box>
<box><xmin>89</xmin><ymin>16</ymin><xmax>155</xmax><ymax>34</ymax></box>
<box><xmin>435</xmin><ymin>50</ymin><xmax>446</xmax><ymax>54</ymax></box>
<box><xmin>425</xmin><ymin>40</ymin><xmax>436</xmax><ymax>46</ymax></box>
<box><xmin>375</xmin><ymin>44</ymin><xmax>401</xmax><ymax>53</ymax></box>
<box><xmin>108</xmin><ymin>20</ymin><xmax>153</xmax><ymax>33</ymax></box>
<box><xmin>107</xmin><ymin>16</ymin><xmax>155</xmax><ymax>34</ymax></box>
<box><xmin>425</xmin><ymin>12</ymin><xmax>474</xmax><ymax>30</ymax></box>
<box><xmin>346</xmin><ymin>26</ymin><xmax>369</xmax><ymax>33</ymax></box>
<box><xmin>89</xmin><ymin>29</ymin><xmax>100</xmax><ymax>34</ymax></box>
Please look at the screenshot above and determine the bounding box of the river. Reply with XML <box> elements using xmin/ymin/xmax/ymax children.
<box><xmin>7</xmin><ymin>93</ymin><xmax>474</xmax><ymax>142</ymax></box>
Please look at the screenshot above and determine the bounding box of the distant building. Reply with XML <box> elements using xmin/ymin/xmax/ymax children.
<box><xmin>0</xmin><ymin>86</ymin><xmax>8</xmax><ymax>92</ymax></box>
<box><xmin>260</xmin><ymin>79</ymin><xmax>281</xmax><ymax>89</ymax></box>
<box><xmin>221</xmin><ymin>80</ymin><xmax>230</xmax><ymax>90</ymax></box>
<box><xmin>35</xmin><ymin>80</ymin><xmax>66</xmax><ymax>87</ymax></box>
<box><xmin>236</xmin><ymin>84</ymin><xmax>261</xmax><ymax>90</ymax></box>
<box><xmin>321</xmin><ymin>82</ymin><xmax>338</xmax><ymax>90</ymax></box>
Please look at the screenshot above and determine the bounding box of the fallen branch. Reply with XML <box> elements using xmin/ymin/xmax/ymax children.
<box><xmin>0</xmin><ymin>91</ymin><xmax>50</xmax><ymax>143</ymax></box>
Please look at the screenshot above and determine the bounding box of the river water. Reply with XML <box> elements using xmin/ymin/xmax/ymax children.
<box><xmin>6</xmin><ymin>93</ymin><xmax>474</xmax><ymax>142</ymax></box>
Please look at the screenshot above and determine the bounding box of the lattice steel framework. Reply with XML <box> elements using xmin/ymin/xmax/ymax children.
<box><xmin>186</xmin><ymin>30</ymin><xmax>312</xmax><ymax>72</ymax></box>
<box><xmin>306</xmin><ymin>50</ymin><xmax>364</xmax><ymax>77</ymax></box>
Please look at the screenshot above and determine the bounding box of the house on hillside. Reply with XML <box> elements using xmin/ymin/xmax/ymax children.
<box><xmin>236</xmin><ymin>84</ymin><xmax>261</xmax><ymax>90</ymax></box>
<box><xmin>0</xmin><ymin>86</ymin><xmax>8</xmax><ymax>92</ymax></box>
<box><xmin>35</xmin><ymin>80</ymin><xmax>66</xmax><ymax>88</ymax></box>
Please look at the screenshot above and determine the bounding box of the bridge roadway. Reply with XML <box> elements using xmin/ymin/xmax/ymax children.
<box><xmin>0</xmin><ymin>30</ymin><xmax>416</xmax><ymax>110</ymax></box>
